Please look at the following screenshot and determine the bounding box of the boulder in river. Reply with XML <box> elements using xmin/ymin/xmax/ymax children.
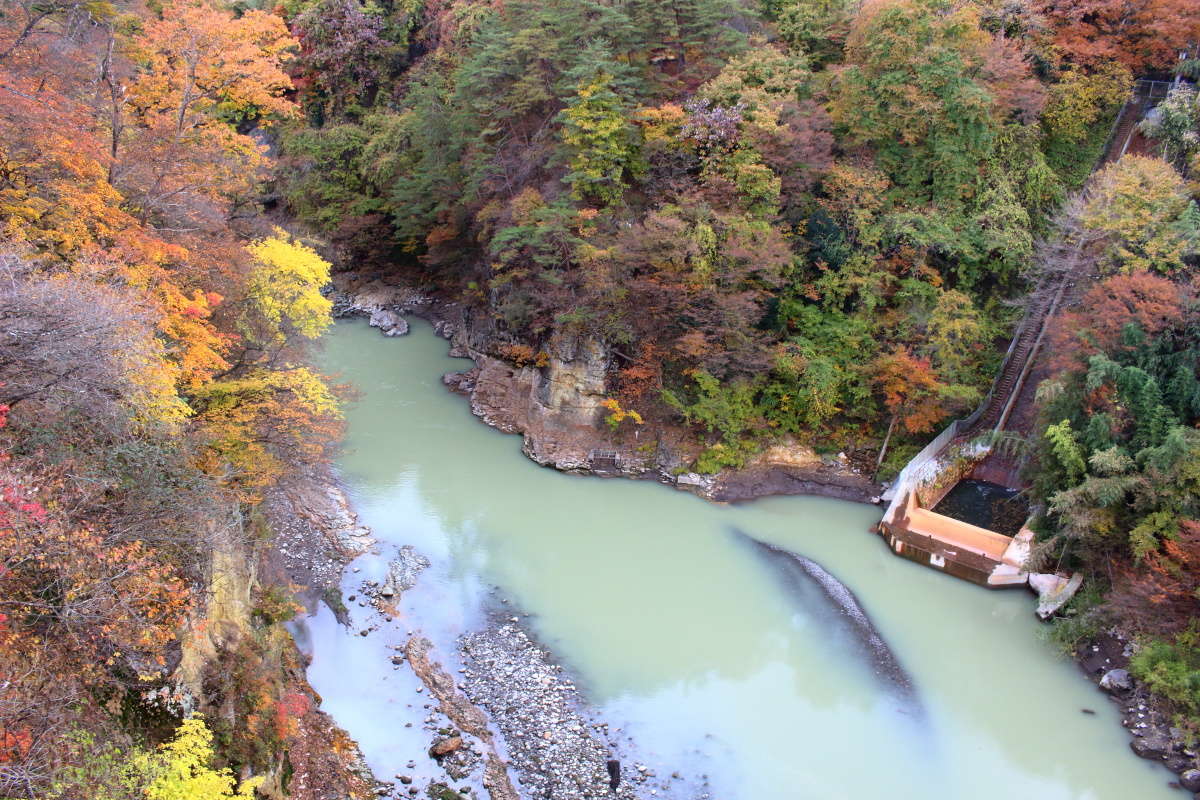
<box><xmin>1180</xmin><ymin>769</ymin><xmax>1200</xmax><ymax>792</ymax></box>
<box><xmin>1099</xmin><ymin>668</ymin><xmax>1132</xmax><ymax>694</ymax></box>
<box><xmin>430</xmin><ymin>736</ymin><xmax>464</xmax><ymax>758</ymax></box>
<box><xmin>1130</xmin><ymin>729</ymin><xmax>1173</xmax><ymax>759</ymax></box>
<box><xmin>368</xmin><ymin>307</ymin><xmax>409</xmax><ymax>336</ymax></box>
<box><xmin>379</xmin><ymin>545</ymin><xmax>431</xmax><ymax>598</ymax></box>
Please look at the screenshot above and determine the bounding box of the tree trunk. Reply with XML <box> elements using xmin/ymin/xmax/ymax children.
<box><xmin>873</xmin><ymin>413</ymin><xmax>898</xmax><ymax>481</ymax></box>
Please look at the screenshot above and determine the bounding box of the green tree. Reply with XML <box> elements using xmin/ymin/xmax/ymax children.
<box><xmin>626</xmin><ymin>0</ymin><xmax>747</xmax><ymax>74</ymax></box>
<box><xmin>760</xmin><ymin>341</ymin><xmax>847</xmax><ymax>431</ymax></box>
<box><xmin>1032</xmin><ymin>307</ymin><xmax>1200</xmax><ymax>575</ymax></box>
<box><xmin>663</xmin><ymin>370</ymin><xmax>763</xmax><ymax>472</ymax></box>
<box><xmin>1041</xmin><ymin>63</ymin><xmax>1132</xmax><ymax>146</ymax></box>
<box><xmin>697</xmin><ymin>45</ymin><xmax>809</xmax><ymax>117</ymax></box>
<box><xmin>923</xmin><ymin>288</ymin><xmax>987</xmax><ymax>385</ymax></box>
<box><xmin>1130</xmin><ymin>624</ymin><xmax>1200</xmax><ymax>719</ymax></box>
<box><xmin>768</xmin><ymin>0</ymin><xmax>855</xmax><ymax>64</ymax></box>
<box><xmin>281</xmin><ymin>123</ymin><xmax>380</xmax><ymax>231</ymax></box>
<box><xmin>829</xmin><ymin>0</ymin><xmax>997</xmax><ymax>206</ymax></box>
<box><xmin>364</xmin><ymin>73</ymin><xmax>465</xmax><ymax>249</ymax></box>
<box><xmin>1139</xmin><ymin>84</ymin><xmax>1200</xmax><ymax>168</ymax></box>
<box><xmin>1040</xmin><ymin>62</ymin><xmax>1132</xmax><ymax>185</ymax></box>
<box><xmin>49</xmin><ymin>718</ymin><xmax>260</xmax><ymax>800</ymax></box>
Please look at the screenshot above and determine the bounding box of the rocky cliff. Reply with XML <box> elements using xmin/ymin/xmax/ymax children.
<box><xmin>331</xmin><ymin>270</ymin><xmax>879</xmax><ymax>504</ymax></box>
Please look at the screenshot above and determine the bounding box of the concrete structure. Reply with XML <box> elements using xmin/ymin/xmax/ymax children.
<box><xmin>880</xmin><ymin>480</ymin><xmax>1032</xmax><ymax>588</ymax></box>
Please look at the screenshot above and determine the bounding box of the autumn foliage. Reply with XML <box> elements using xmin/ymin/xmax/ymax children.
<box><xmin>1047</xmin><ymin>271</ymin><xmax>1195</xmax><ymax>372</ymax></box>
<box><xmin>1109</xmin><ymin>521</ymin><xmax>1200</xmax><ymax>635</ymax></box>
<box><xmin>0</xmin><ymin>0</ymin><xmax>340</xmax><ymax>794</ymax></box>
<box><xmin>0</xmin><ymin>0</ymin><xmax>1197</xmax><ymax>785</ymax></box>
<box><xmin>1035</xmin><ymin>0</ymin><xmax>1200</xmax><ymax>73</ymax></box>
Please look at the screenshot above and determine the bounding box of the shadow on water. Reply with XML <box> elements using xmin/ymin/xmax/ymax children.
<box><xmin>732</xmin><ymin>527</ymin><xmax>924</xmax><ymax>718</ymax></box>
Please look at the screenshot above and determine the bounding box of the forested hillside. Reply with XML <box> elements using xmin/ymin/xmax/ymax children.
<box><xmin>0</xmin><ymin>2</ymin><xmax>346</xmax><ymax>797</ymax></box>
<box><xmin>2</xmin><ymin>0</ymin><xmax>1200</xmax><ymax>796</ymax></box>
<box><xmin>1030</xmin><ymin>148</ymin><xmax>1200</xmax><ymax>732</ymax></box>
<box><xmin>279</xmin><ymin>0</ymin><xmax>1195</xmax><ymax>474</ymax></box>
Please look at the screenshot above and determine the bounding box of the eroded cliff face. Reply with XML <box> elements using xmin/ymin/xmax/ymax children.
<box><xmin>171</xmin><ymin>508</ymin><xmax>375</xmax><ymax>800</ymax></box>
<box><xmin>448</xmin><ymin>320</ymin><xmax>614</xmax><ymax>471</ymax></box>
<box><xmin>332</xmin><ymin>270</ymin><xmax>879</xmax><ymax>503</ymax></box>
<box><xmin>174</xmin><ymin>531</ymin><xmax>253</xmax><ymax>694</ymax></box>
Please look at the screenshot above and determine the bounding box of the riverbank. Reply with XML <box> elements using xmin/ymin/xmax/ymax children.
<box><xmin>302</xmin><ymin>540</ymin><xmax>687</xmax><ymax>800</ymax></box>
<box><xmin>1075</xmin><ymin>631</ymin><xmax>1200</xmax><ymax>795</ymax></box>
<box><xmin>258</xmin><ymin>304</ymin><xmax>688</xmax><ymax>799</ymax></box>
<box><xmin>329</xmin><ymin>268</ymin><xmax>880</xmax><ymax>506</ymax></box>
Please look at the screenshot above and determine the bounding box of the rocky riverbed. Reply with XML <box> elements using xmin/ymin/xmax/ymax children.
<box><xmin>320</xmin><ymin>543</ymin><xmax>693</xmax><ymax>800</ymax></box>
<box><xmin>459</xmin><ymin>617</ymin><xmax>707</xmax><ymax>800</ymax></box>
<box><xmin>257</xmin><ymin>403</ymin><xmax>686</xmax><ymax>800</ymax></box>
<box><xmin>265</xmin><ymin>465</ymin><xmax>376</xmax><ymax>590</ymax></box>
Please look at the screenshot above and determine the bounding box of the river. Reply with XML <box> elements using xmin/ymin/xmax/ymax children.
<box><xmin>296</xmin><ymin>317</ymin><xmax>1173</xmax><ymax>799</ymax></box>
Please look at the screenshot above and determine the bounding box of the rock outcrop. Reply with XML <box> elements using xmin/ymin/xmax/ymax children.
<box><xmin>334</xmin><ymin>267</ymin><xmax>880</xmax><ymax>504</ymax></box>
<box><xmin>1029</xmin><ymin>572</ymin><xmax>1083</xmax><ymax>619</ymax></box>
<box><xmin>331</xmin><ymin>278</ymin><xmax>428</xmax><ymax>336</ymax></box>
<box><xmin>1099</xmin><ymin>668</ymin><xmax>1132</xmax><ymax>694</ymax></box>
<box><xmin>379</xmin><ymin>546</ymin><xmax>431</xmax><ymax>599</ymax></box>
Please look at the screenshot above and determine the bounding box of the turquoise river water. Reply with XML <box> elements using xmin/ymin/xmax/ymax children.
<box><xmin>297</xmin><ymin>318</ymin><xmax>1174</xmax><ymax>800</ymax></box>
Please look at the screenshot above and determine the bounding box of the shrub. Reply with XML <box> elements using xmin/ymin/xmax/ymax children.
<box><xmin>1130</xmin><ymin>623</ymin><xmax>1200</xmax><ymax>727</ymax></box>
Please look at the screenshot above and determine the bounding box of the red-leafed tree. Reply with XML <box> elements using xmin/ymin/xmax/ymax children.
<box><xmin>870</xmin><ymin>346</ymin><xmax>954</xmax><ymax>435</ymax></box>
<box><xmin>1109</xmin><ymin>519</ymin><xmax>1200</xmax><ymax>634</ymax></box>
<box><xmin>980</xmin><ymin>33</ymin><xmax>1046</xmax><ymax>124</ymax></box>
<box><xmin>1035</xmin><ymin>0</ymin><xmax>1200</xmax><ymax>72</ymax></box>
<box><xmin>1046</xmin><ymin>271</ymin><xmax>1195</xmax><ymax>372</ymax></box>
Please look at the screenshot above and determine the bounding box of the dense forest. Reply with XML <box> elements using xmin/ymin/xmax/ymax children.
<box><xmin>279</xmin><ymin>0</ymin><xmax>1196</xmax><ymax>475</ymax></box>
<box><xmin>1</xmin><ymin>0</ymin><xmax>1200</xmax><ymax>796</ymax></box>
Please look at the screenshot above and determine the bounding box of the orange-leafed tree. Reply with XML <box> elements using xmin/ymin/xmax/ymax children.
<box><xmin>0</xmin><ymin>9</ymin><xmax>128</xmax><ymax>258</ymax></box>
<box><xmin>0</xmin><ymin>401</ymin><xmax>190</xmax><ymax>675</ymax></box>
<box><xmin>869</xmin><ymin>345</ymin><xmax>957</xmax><ymax>435</ymax></box>
<box><xmin>1034</xmin><ymin>0</ymin><xmax>1200</xmax><ymax>73</ymax></box>
<box><xmin>122</xmin><ymin>0</ymin><xmax>298</xmax><ymax>230</ymax></box>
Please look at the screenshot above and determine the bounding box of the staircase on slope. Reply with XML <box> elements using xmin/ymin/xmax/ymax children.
<box><xmin>960</xmin><ymin>288</ymin><xmax>1054</xmax><ymax>440</ymax></box>
<box><xmin>1103</xmin><ymin>95</ymin><xmax>1145</xmax><ymax>165</ymax></box>
<box><xmin>885</xmin><ymin>79</ymin><xmax>1158</xmax><ymax>492</ymax></box>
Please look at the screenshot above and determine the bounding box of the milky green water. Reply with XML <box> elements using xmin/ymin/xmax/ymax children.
<box><xmin>302</xmin><ymin>318</ymin><xmax>1173</xmax><ymax>800</ymax></box>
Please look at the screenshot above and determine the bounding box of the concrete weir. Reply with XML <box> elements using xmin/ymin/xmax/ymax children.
<box><xmin>879</xmin><ymin>486</ymin><xmax>1032</xmax><ymax>589</ymax></box>
<box><xmin>876</xmin><ymin>409</ymin><xmax>1035</xmax><ymax>589</ymax></box>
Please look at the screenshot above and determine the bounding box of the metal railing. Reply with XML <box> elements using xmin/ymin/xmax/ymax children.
<box><xmin>1135</xmin><ymin>79</ymin><xmax>1177</xmax><ymax>100</ymax></box>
